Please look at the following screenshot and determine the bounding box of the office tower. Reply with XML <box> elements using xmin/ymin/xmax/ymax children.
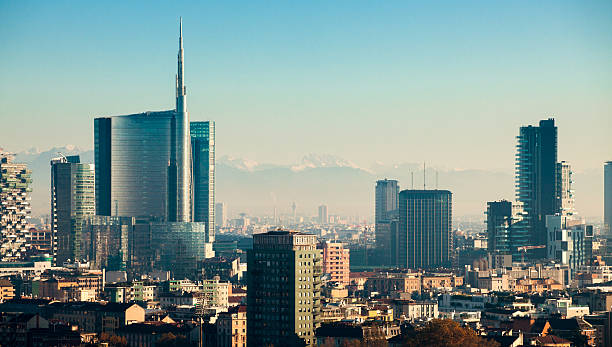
<box><xmin>318</xmin><ymin>205</ymin><xmax>328</xmax><ymax>224</ymax></box>
<box><xmin>191</xmin><ymin>121</ymin><xmax>215</xmax><ymax>241</ymax></box>
<box><xmin>292</xmin><ymin>201</ymin><xmax>297</xmax><ymax>221</ymax></box>
<box><xmin>94</xmin><ymin>20</ymin><xmax>191</xmax><ymax>222</ymax></box>
<box><xmin>83</xmin><ymin>216</ymin><xmax>134</xmax><ymax>271</ymax></box>
<box><xmin>0</xmin><ymin>150</ymin><xmax>32</xmax><ymax>261</ymax></box>
<box><xmin>486</xmin><ymin>200</ymin><xmax>513</xmax><ymax>254</ymax></box>
<box><xmin>247</xmin><ymin>230</ymin><xmax>321</xmax><ymax>346</ymax></box>
<box><xmin>546</xmin><ymin>215</ymin><xmax>592</xmax><ymax>276</ymax></box>
<box><xmin>50</xmin><ymin>155</ymin><xmax>95</xmax><ymax>264</ymax></box>
<box><xmin>398</xmin><ymin>190</ymin><xmax>452</xmax><ymax>269</ymax></box>
<box><xmin>375</xmin><ymin>179</ymin><xmax>399</xmax><ymax>264</ymax></box>
<box><xmin>556</xmin><ymin>161</ymin><xmax>574</xmax><ymax>216</ymax></box>
<box><xmin>215</xmin><ymin>202</ymin><xmax>226</xmax><ymax>228</ymax></box>
<box><xmin>319</xmin><ymin>241</ymin><xmax>350</xmax><ymax>285</ymax></box>
<box><xmin>515</xmin><ymin>118</ymin><xmax>558</xmax><ymax>252</ymax></box>
<box><xmin>605</xmin><ymin>162</ymin><xmax>612</xmax><ymax>235</ymax></box>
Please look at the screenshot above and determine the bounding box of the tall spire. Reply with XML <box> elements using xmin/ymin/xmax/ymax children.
<box><xmin>176</xmin><ymin>17</ymin><xmax>186</xmax><ymax>112</ymax></box>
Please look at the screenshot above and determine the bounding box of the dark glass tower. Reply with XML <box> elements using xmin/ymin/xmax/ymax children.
<box><xmin>515</xmin><ymin>118</ymin><xmax>558</xmax><ymax>252</ymax></box>
<box><xmin>191</xmin><ymin>121</ymin><xmax>215</xmax><ymax>242</ymax></box>
<box><xmin>486</xmin><ymin>200</ymin><xmax>512</xmax><ymax>254</ymax></box>
<box><xmin>398</xmin><ymin>190</ymin><xmax>452</xmax><ymax>269</ymax></box>
<box><xmin>375</xmin><ymin>179</ymin><xmax>399</xmax><ymax>265</ymax></box>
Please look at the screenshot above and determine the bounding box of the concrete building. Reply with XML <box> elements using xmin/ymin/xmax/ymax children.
<box><xmin>247</xmin><ymin>230</ymin><xmax>321</xmax><ymax>346</ymax></box>
<box><xmin>546</xmin><ymin>215</ymin><xmax>593</xmax><ymax>276</ymax></box>
<box><xmin>398</xmin><ymin>190</ymin><xmax>452</xmax><ymax>269</ymax></box>
<box><xmin>216</xmin><ymin>305</ymin><xmax>247</xmax><ymax>347</ymax></box>
<box><xmin>0</xmin><ymin>150</ymin><xmax>32</xmax><ymax>261</ymax></box>
<box><xmin>319</xmin><ymin>241</ymin><xmax>350</xmax><ymax>285</ymax></box>
<box><xmin>556</xmin><ymin>161</ymin><xmax>575</xmax><ymax>216</ymax></box>
<box><xmin>215</xmin><ymin>202</ymin><xmax>226</xmax><ymax>228</ymax></box>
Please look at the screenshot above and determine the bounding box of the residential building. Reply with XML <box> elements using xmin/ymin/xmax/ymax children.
<box><xmin>50</xmin><ymin>155</ymin><xmax>95</xmax><ymax>264</ymax></box>
<box><xmin>216</xmin><ymin>305</ymin><xmax>247</xmax><ymax>347</ymax></box>
<box><xmin>398</xmin><ymin>190</ymin><xmax>452</xmax><ymax>268</ymax></box>
<box><xmin>319</xmin><ymin>241</ymin><xmax>350</xmax><ymax>285</ymax></box>
<box><xmin>515</xmin><ymin>118</ymin><xmax>559</xmax><ymax>256</ymax></box>
<box><xmin>392</xmin><ymin>300</ymin><xmax>439</xmax><ymax>321</ymax></box>
<box><xmin>556</xmin><ymin>161</ymin><xmax>574</xmax><ymax>216</ymax></box>
<box><xmin>546</xmin><ymin>215</ymin><xmax>593</xmax><ymax>276</ymax></box>
<box><xmin>0</xmin><ymin>150</ymin><xmax>32</xmax><ymax>261</ymax></box>
<box><xmin>247</xmin><ymin>230</ymin><xmax>321</xmax><ymax>346</ymax></box>
<box><xmin>0</xmin><ymin>280</ymin><xmax>15</xmax><ymax>303</ymax></box>
<box><xmin>486</xmin><ymin>200</ymin><xmax>513</xmax><ymax>254</ymax></box>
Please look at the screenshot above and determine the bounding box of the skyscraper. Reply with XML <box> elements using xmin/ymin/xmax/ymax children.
<box><xmin>605</xmin><ymin>161</ymin><xmax>612</xmax><ymax>235</ymax></box>
<box><xmin>247</xmin><ymin>230</ymin><xmax>321</xmax><ymax>346</ymax></box>
<box><xmin>375</xmin><ymin>179</ymin><xmax>399</xmax><ymax>264</ymax></box>
<box><xmin>515</xmin><ymin>118</ymin><xmax>558</xmax><ymax>251</ymax></box>
<box><xmin>51</xmin><ymin>155</ymin><xmax>95</xmax><ymax>264</ymax></box>
<box><xmin>556</xmin><ymin>161</ymin><xmax>574</xmax><ymax>216</ymax></box>
<box><xmin>191</xmin><ymin>121</ymin><xmax>215</xmax><ymax>241</ymax></box>
<box><xmin>94</xmin><ymin>20</ymin><xmax>191</xmax><ymax>222</ymax></box>
<box><xmin>318</xmin><ymin>205</ymin><xmax>328</xmax><ymax>224</ymax></box>
<box><xmin>398</xmin><ymin>190</ymin><xmax>452</xmax><ymax>269</ymax></box>
<box><xmin>215</xmin><ymin>202</ymin><xmax>226</xmax><ymax>228</ymax></box>
<box><xmin>0</xmin><ymin>150</ymin><xmax>32</xmax><ymax>261</ymax></box>
<box><xmin>486</xmin><ymin>200</ymin><xmax>513</xmax><ymax>254</ymax></box>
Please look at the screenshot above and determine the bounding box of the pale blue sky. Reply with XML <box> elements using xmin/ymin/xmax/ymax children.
<box><xmin>1</xmin><ymin>1</ymin><xmax>610</xmax><ymax>171</ymax></box>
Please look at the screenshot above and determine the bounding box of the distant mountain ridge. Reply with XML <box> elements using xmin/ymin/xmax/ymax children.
<box><xmin>11</xmin><ymin>146</ymin><xmax>603</xmax><ymax>222</ymax></box>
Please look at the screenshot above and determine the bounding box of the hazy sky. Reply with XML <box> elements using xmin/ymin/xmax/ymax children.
<box><xmin>1</xmin><ymin>1</ymin><xmax>611</xmax><ymax>171</ymax></box>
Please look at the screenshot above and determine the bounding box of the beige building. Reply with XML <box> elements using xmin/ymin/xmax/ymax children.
<box><xmin>0</xmin><ymin>280</ymin><xmax>15</xmax><ymax>303</ymax></box>
<box><xmin>319</xmin><ymin>241</ymin><xmax>350</xmax><ymax>285</ymax></box>
<box><xmin>216</xmin><ymin>305</ymin><xmax>246</xmax><ymax>347</ymax></box>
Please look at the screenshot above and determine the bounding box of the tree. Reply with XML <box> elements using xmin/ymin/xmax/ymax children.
<box><xmin>99</xmin><ymin>332</ymin><xmax>128</xmax><ymax>347</ymax></box>
<box><xmin>155</xmin><ymin>332</ymin><xmax>192</xmax><ymax>347</ymax></box>
<box><xmin>399</xmin><ymin>319</ymin><xmax>499</xmax><ymax>347</ymax></box>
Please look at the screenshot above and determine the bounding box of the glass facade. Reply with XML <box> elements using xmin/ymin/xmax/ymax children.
<box><xmin>51</xmin><ymin>155</ymin><xmax>95</xmax><ymax>264</ymax></box>
<box><xmin>83</xmin><ymin>216</ymin><xmax>133</xmax><ymax>271</ymax></box>
<box><xmin>398</xmin><ymin>190</ymin><xmax>452</xmax><ymax>269</ymax></box>
<box><xmin>190</xmin><ymin>121</ymin><xmax>215</xmax><ymax>242</ymax></box>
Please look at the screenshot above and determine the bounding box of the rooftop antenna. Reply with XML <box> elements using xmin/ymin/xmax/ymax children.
<box><xmin>436</xmin><ymin>170</ymin><xmax>439</xmax><ymax>190</ymax></box>
<box><xmin>411</xmin><ymin>171</ymin><xmax>414</xmax><ymax>189</ymax></box>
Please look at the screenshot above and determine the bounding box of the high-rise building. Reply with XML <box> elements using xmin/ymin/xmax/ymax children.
<box><xmin>546</xmin><ymin>215</ymin><xmax>593</xmax><ymax>277</ymax></box>
<box><xmin>247</xmin><ymin>230</ymin><xmax>321</xmax><ymax>346</ymax></box>
<box><xmin>0</xmin><ymin>150</ymin><xmax>32</xmax><ymax>261</ymax></box>
<box><xmin>605</xmin><ymin>161</ymin><xmax>612</xmax><ymax>235</ymax></box>
<box><xmin>50</xmin><ymin>155</ymin><xmax>95</xmax><ymax>264</ymax></box>
<box><xmin>318</xmin><ymin>205</ymin><xmax>328</xmax><ymax>224</ymax></box>
<box><xmin>556</xmin><ymin>161</ymin><xmax>574</xmax><ymax>216</ymax></box>
<box><xmin>215</xmin><ymin>202</ymin><xmax>226</xmax><ymax>228</ymax></box>
<box><xmin>83</xmin><ymin>216</ymin><xmax>133</xmax><ymax>271</ymax></box>
<box><xmin>191</xmin><ymin>121</ymin><xmax>215</xmax><ymax>241</ymax></box>
<box><xmin>398</xmin><ymin>190</ymin><xmax>452</xmax><ymax>269</ymax></box>
<box><xmin>515</xmin><ymin>118</ymin><xmax>559</xmax><ymax>251</ymax></box>
<box><xmin>486</xmin><ymin>200</ymin><xmax>513</xmax><ymax>254</ymax></box>
<box><xmin>375</xmin><ymin>179</ymin><xmax>399</xmax><ymax>264</ymax></box>
<box><xmin>319</xmin><ymin>241</ymin><xmax>350</xmax><ymax>285</ymax></box>
<box><xmin>94</xmin><ymin>20</ymin><xmax>191</xmax><ymax>222</ymax></box>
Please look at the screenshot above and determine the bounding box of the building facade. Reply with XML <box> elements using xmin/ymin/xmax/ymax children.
<box><xmin>546</xmin><ymin>215</ymin><xmax>593</xmax><ymax>276</ymax></box>
<box><xmin>515</xmin><ymin>118</ymin><xmax>559</xmax><ymax>253</ymax></box>
<box><xmin>375</xmin><ymin>179</ymin><xmax>399</xmax><ymax>265</ymax></box>
<box><xmin>605</xmin><ymin>161</ymin><xmax>612</xmax><ymax>236</ymax></box>
<box><xmin>318</xmin><ymin>205</ymin><xmax>328</xmax><ymax>225</ymax></box>
<box><xmin>0</xmin><ymin>151</ymin><xmax>32</xmax><ymax>261</ymax></box>
<box><xmin>556</xmin><ymin>161</ymin><xmax>575</xmax><ymax>216</ymax></box>
<box><xmin>215</xmin><ymin>202</ymin><xmax>226</xmax><ymax>228</ymax></box>
<box><xmin>247</xmin><ymin>230</ymin><xmax>321</xmax><ymax>346</ymax></box>
<box><xmin>51</xmin><ymin>155</ymin><xmax>95</xmax><ymax>264</ymax></box>
<box><xmin>319</xmin><ymin>241</ymin><xmax>350</xmax><ymax>285</ymax></box>
<box><xmin>83</xmin><ymin>216</ymin><xmax>133</xmax><ymax>271</ymax></box>
<box><xmin>191</xmin><ymin>121</ymin><xmax>215</xmax><ymax>241</ymax></box>
<box><xmin>486</xmin><ymin>200</ymin><xmax>513</xmax><ymax>254</ymax></box>
<box><xmin>398</xmin><ymin>190</ymin><xmax>452</xmax><ymax>269</ymax></box>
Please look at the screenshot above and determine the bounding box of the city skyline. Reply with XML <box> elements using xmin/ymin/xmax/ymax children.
<box><xmin>1</xmin><ymin>1</ymin><xmax>611</xmax><ymax>173</ymax></box>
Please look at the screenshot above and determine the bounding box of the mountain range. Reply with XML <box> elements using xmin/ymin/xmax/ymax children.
<box><xmin>11</xmin><ymin>147</ymin><xmax>604</xmax><ymax>222</ymax></box>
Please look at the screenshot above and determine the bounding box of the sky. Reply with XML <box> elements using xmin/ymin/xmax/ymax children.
<box><xmin>1</xmin><ymin>1</ymin><xmax>611</xmax><ymax>172</ymax></box>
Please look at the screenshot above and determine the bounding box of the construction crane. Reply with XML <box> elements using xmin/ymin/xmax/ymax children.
<box><xmin>517</xmin><ymin>245</ymin><xmax>546</xmax><ymax>263</ymax></box>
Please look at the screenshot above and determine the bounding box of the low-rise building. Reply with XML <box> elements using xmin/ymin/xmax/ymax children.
<box><xmin>216</xmin><ymin>305</ymin><xmax>247</xmax><ymax>347</ymax></box>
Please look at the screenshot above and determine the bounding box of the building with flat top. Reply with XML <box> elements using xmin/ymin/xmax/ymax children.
<box><xmin>398</xmin><ymin>190</ymin><xmax>452</xmax><ymax>269</ymax></box>
<box><xmin>247</xmin><ymin>230</ymin><xmax>321</xmax><ymax>346</ymax></box>
<box><xmin>191</xmin><ymin>121</ymin><xmax>215</xmax><ymax>242</ymax></box>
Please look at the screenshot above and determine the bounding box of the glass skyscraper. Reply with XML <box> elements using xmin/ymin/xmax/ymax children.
<box><xmin>191</xmin><ymin>121</ymin><xmax>215</xmax><ymax>242</ymax></box>
<box><xmin>51</xmin><ymin>155</ymin><xmax>95</xmax><ymax>264</ymax></box>
<box><xmin>515</xmin><ymin>118</ymin><xmax>558</xmax><ymax>253</ymax></box>
<box><xmin>375</xmin><ymin>179</ymin><xmax>399</xmax><ymax>265</ymax></box>
<box><xmin>398</xmin><ymin>189</ymin><xmax>452</xmax><ymax>269</ymax></box>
